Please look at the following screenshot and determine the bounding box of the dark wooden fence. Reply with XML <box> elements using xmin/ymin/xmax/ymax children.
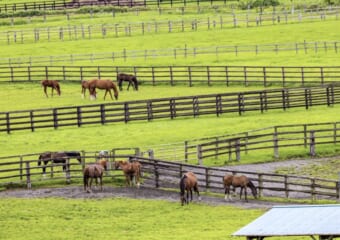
<box><xmin>0</xmin><ymin>0</ymin><xmax>230</xmax><ymax>13</ymax></box>
<box><xmin>0</xmin><ymin>153</ymin><xmax>339</xmax><ymax>201</ymax></box>
<box><xmin>1</xmin><ymin>65</ymin><xmax>340</xmax><ymax>87</ymax></box>
<box><xmin>184</xmin><ymin>121</ymin><xmax>340</xmax><ymax>164</ymax></box>
<box><xmin>1</xmin><ymin>85</ymin><xmax>339</xmax><ymax>134</ymax></box>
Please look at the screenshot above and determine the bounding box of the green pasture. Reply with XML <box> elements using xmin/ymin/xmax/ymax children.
<box><xmin>0</xmin><ymin>197</ymin><xmax>262</xmax><ymax>240</ymax></box>
<box><xmin>1</xmin><ymin>2</ymin><xmax>340</xmax><ymax>240</ymax></box>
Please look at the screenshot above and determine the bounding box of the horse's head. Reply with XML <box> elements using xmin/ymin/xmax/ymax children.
<box><xmin>133</xmin><ymin>77</ymin><xmax>139</xmax><ymax>91</ymax></box>
<box><xmin>248</xmin><ymin>180</ymin><xmax>258</xmax><ymax>199</ymax></box>
<box><xmin>114</xmin><ymin>161</ymin><xmax>121</xmax><ymax>170</ymax></box>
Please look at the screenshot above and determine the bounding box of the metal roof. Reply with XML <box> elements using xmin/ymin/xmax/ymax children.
<box><xmin>233</xmin><ymin>204</ymin><xmax>340</xmax><ymax>237</ymax></box>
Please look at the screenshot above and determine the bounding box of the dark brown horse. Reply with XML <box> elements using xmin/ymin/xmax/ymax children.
<box><xmin>88</xmin><ymin>79</ymin><xmax>119</xmax><ymax>100</ymax></box>
<box><xmin>117</xmin><ymin>73</ymin><xmax>138</xmax><ymax>91</ymax></box>
<box><xmin>223</xmin><ymin>174</ymin><xmax>257</xmax><ymax>202</ymax></box>
<box><xmin>41</xmin><ymin>80</ymin><xmax>61</xmax><ymax>98</ymax></box>
<box><xmin>179</xmin><ymin>172</ymin><xmax>201</xmax><ymax>205</ymax></box>
<box><xmin>38</xmin><ymin>151</ymin><xmax>82</xmax><ymax>176</ymax></box>
<box><xmin>83</xmin><ymin>164</ymin><xmax>104</xmax><ymax>193</ymax></box>
<box><xmin>114</xmin><ymin>160</ymin><xmax>141</xmax><ymax>188</ymax></box>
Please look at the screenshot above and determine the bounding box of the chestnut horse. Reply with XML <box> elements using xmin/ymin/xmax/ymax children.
<box><xmin>223</xmin><ymin>174</ymin><xmax>257</xmax><ymax>202</ymax></box>
<box><xmin>114</xmin><ymin>160</ymin><xmax>141</xmax><ymax>188</ymax></box>
<box><xmin>83</xmin><ymin>164</ymin><xmax>105</xmax><ymax>193</ymax></box>
<box><xmin>179</xmin><ymin>172</ymin><xmax>201</xmax><ymax>205</ymax></box>
<box><xmin>81</xmin><ymin>80</ymin><xmax>93</xmax><ymax>98</ymax></box>
<box><xmin>88</xmin><ymin>79</ymin><xmax>119</xmax><ymax>100</ymax></box>
<box><xmin>117</xmin><ymin>73</ymin><xmax>138</xmax><ymax>91</ymax></box>
<box><xmin>41</xmin><ymin>80</ymin><xmax>61</xmax><ymax>98</ymax></box>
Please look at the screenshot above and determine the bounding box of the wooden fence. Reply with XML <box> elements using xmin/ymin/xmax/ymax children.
<box><xmin>0</xmin><ymin>153</ymin><xmax>339</xmax><ymax>201</ymax></box>
<box><xmin>2</xmin><ymin>40</ymin><xmax>340</xmax><ymax>66</ymax></box>
<box><xmin>0</xmin><ymin>0</ymin><xmax>231</xmax><ymax>13</ymax></box>
<box><xmin>186</xmin><ymin>122</ymin><xmax>340</xmax><ymax>164</ymax></box>
<box><xmin>1</xmin><ymin>85</ymin><xmax>339</xmax><ymax>134</ymax></box>
<box><xmin>1</xmin><ymin>65</ymin><xmax>340</xmax><ymax>87</ymax></box>
<box><xmin>2</xmin><ymin>9</ymin><xmax>339</xmax><ymax>45</ymax></box>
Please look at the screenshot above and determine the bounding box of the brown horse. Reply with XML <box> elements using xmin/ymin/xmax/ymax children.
<box><xmin>223</xmin><ymin>174</ymin><xmax>257</xmax><ymax>202</ymax></box>
<box><xmin>97</xmin><ymin>158</ymin><xmax>108</xmax><ymax>171</ymax></box>
<box><xmin>83</xmin><ymin>164</ymin><xmax>105</xmax><ymax>193</ymax></box>
<box><xmin>81</xmin><ymin>80</ymin><xmax>95</xmax><ymax>98</ymax></box>
<box><xmin>179</xmin><ymin>172</ymin><xmax>201</xmax><ymax>205</ymax></box>
<box><xmin>88</xmin><ymin>79</ymin><xmax>119</xmax><ymax>100</ymax></box>
<box><xmin>114</xmin><ymin>160</ymin><xmax>141</xmax><ymax>188</ymax></box>
<box><xmin>41</xmin><ymin>80</ymin><xmax>61</xmax><ymax>98</ymax></box>
<box><xmin>117</xmin><ymin>73</ymin><xmax>138</xmax><ymax>91</ymax></box>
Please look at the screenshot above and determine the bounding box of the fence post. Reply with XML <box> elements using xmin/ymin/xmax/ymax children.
<box><xmin>25</xmin><ymin>162</ymin><xmax>31</xmax><ymax>189</ymax></box>
<box><xmin>205</xmin><ymin>168</ymin><xmax>209</xmax><ymax>192</ymax></box>
<box><xmin>235</xmin><ymin>139</ymin><xmax>240</xmax><ymax>161</ymax></box>
<box><xmin>197</xmin><ymin>145</ymin><xmax>202</xmax><ymax>165</ymax></box>
<box><xmin>154</xmin><ymin>160</ymin><xmax>159</xmax><ymax>188</ymax></box>
<box><xmin>19</xmin><ymin>155</ymin><xmax>23</xmax><ymax>181</ymax></box>
<box><xmin>310</xmin><ymin>131</ymin><xmax>316</xmax><ymax>157</ymax></box>
<box><xmin>273</xmin><ymin>132</ymin><xmax>279</xmax><ymax>159</ymax></box>
<box><xmin>65</xmin><ymin>159</ymin><xmax>71</xmax><ymax>184</ymax></box>
<box><xmin>311</xmin><ymin>178</ymin><xmax>316</xmax><ymax>202</ymax></box>
<box><xmin>258</xmin><ymin>174</ymin><xmax>263</xmax><ymax>198</ymax></box>
<box><xmin>184</xmin><ymin>141</ymin><xmax>188</xmax><ymax>162</ymax></box>
<box><xmin>284</xmin><ymin>175</ymin><xmax>289</xmax><ymax>198</ymax></box>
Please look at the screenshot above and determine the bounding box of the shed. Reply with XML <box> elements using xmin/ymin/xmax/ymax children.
<box><xmin>233</xmin><ymin>204</ymin><xmax>340</xmax><ymax>240</ymax></box>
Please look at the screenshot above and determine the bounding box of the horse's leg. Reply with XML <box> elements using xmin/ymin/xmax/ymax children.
<box><xmin>51</xmin><ymin>87</ymin><xmax>54</xmax><ymax>97</ymax></box>
<box><xmin>244</xmin><ymin>186</ymin><xmax>248</xmax><ymax>202</ymax></box>
<box><xmin>127</xmin><ymin>81</ymin><xmax>131</xmax><ymax>91</ymax></box>
<box><xmin>194</xmin><ymin>184</ymin><xmax>201</xmax><ymax>201</ymax></box>
<box><xmin>108</xmin><ymin>89</ymin><xmax>113</xmax><ymax>100</ymax></box>
<box><xmin>44</xmin><ymin>86</ymin><xmax>48</xmax><ymax>98</ymax></box>
<box><xmin>240</xmin><ymin>187</ymin><xmax>244</xmax><ymax>200</ymax></box>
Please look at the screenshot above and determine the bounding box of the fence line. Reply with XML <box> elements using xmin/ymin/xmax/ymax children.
<box><xmin>188</xmin><ymin>122</ymin><xmax>340</xmax><ymax>164</ymax></box>
<box><xmin>0</xmin><ymin>154</ymin><xmax>339</xmax><ymax>201</ymax></box>
<box><xmin>1</xmin><ymin>65</ymin><xmax>340</xmax><ymax>87</ymax></box>
<box><xmin>1</xmin><ymin>85</ymin><xmax>339</xmax><ymax>134</ymax></box>
<box><xmin>2</xmin><ymin>8</ymin><xmax>339</xmax><ymax>45</ymax></box>
<box><xmin>2</xmin><ymin>40</ymin><xmax>339</xmax><ymax>67</ymax></box>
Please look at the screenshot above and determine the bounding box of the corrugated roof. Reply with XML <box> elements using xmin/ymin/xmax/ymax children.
<box><xmin>233</xmin><ymin>204</ymin><xmax>340</xmax><ymax>237</ymax></box>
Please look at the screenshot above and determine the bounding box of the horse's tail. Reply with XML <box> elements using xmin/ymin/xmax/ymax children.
<box><xmin>38</xmin><ymin>155</ymin><xmax>42</xmax><ymax>166</ymax></box>
<box><xmin>117</xmin><ymin>74</ymin><xmax>123</xmax><ymax>90</ymax></box>
<box><xmin>83</xmin><ymin>167</ymin><xmax>89</xmax><ymax>190</ymax></box>
<box><xmin>247</xmin><ymin>180</ymin><xmax>257</xmax><ymax>198</ymax></box>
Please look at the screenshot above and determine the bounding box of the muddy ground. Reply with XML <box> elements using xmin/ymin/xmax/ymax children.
<box><xmin>0</xmin><ymin>157</ymin><xmax>337</xmax><ymax>209</ymax></box>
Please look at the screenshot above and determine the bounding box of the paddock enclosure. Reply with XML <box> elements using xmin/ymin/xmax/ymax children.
<box><xmin>0</xmin><ymin>151</ymin><xmax>339</xmax><ymax>202</ymax></box>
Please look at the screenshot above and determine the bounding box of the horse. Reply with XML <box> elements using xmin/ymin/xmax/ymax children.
<box><xmin>114</xmin><ymin>160</ymin><xmax>141</xmax><ymax>188</ymax></box>
<box><xmin>81</xmin><ymin>80</ymin><xmax>95</xmax><ymax>98</ymax></box>
<box><xmin>88</xmin><ymin>79</ymin><xmax>119</xmax><ymax>100</ymax></box>
<box><xmin>41</xmin><ymin>80</ymin><xmax>61</xmax><ymax>98</ymax></box>
<box><xmin>179</xmin><ymin>172</ymin><xmax>201</xmax><ymax>205</ymax></box>
<box><xmin>223</xmin><ymin>174</ymin><xmax>257</xmax><ymax>202</ymax></box>
<box><xmin>37</xmin><ymin>151</ymin><xmax>82</xmax><ymax>176</ymax></box>
<box><xmin>117</xmin><ymin>73</ymin><xmax>138</xmax><ymax>91</ymax></box>
<box><xmin>97</xmin><ymin>158</ymin><xmax>108</xmax><ymax>171</ymax></box>
<box><xmin>83</xmin><ymin>164</ymin><xmax>105</xmax><ymax>193</ymax></box>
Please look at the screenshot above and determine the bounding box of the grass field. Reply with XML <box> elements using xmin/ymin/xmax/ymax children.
<box><xmin>1</xmin><ymin>2</ymin><xmax>340</xmax><ymax>240</ymax></box>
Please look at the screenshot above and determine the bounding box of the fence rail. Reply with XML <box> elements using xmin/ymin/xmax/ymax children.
<box><xmin>1</xmin><ymin>84</ymin><xmax>339</xmax><ymax>134</ymax></box>
<box><xmin>0</xmin><ymin>153</ymin><xmax>339</xmax><ymax>201</ymax></box>
<box><xmin>0</xmin><ymin>0</ymin><xmax>232</xmax><ymax>13</ymax></box>
<box><xmin>2</xmin><ymin>8</ymin><xmax>339</xmax><ymax>45</ymax></box>
<box><xmin>184</xmin><ymin>122</ymin><xmax>340</xmax><ymax>164</ymax></box>
<box><xmin>1</xmin><ymin>65</ymin><xmax>340</xmax><ymax>87</ymax></box>
<box><xmin>1</xmin><ymin>40</ymin><xmax>339</xmax><ymax>66</ymax></box>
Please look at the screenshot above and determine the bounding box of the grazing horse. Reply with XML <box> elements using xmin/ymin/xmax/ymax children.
<box><xmin>41</xmin><ymin>80</ymin><xmax>61</xmax><ymax>98</ymax></box>
<box><xmin>223</xmin><ymin>174</ymin><xmax>257</xmax><ymax>202</ymax></box>
<box><xmin>117</xmin><ymin>73</ymin><xmax>139</xmax><ymax>91</ymax></box>
<box><xmin>114</xmin><ymin>160</ymin><xmax>141</xmax><ymax>188</ymax></box>
<box><xmin>81</xmin><ymin>80</ymin><xmax>95</xmax><ymax>98</ymax></box>
<box><xmin>38</xmin><ymin>151</ymin><xmax>82</xmax><ymax>176</ymax></box>
<box><xmin>179</xmin><ymin>172</ymin><xmax>201</xmax><ymax>205</ymax></box>
<box><xmin>83</xmin><ymin>164</ymin><xmax>105</xmax><ymax>193</ymax></box>
<box><xmin>88</xmin><ymin>79</ymin><xmax>119</xmax><ymax>100</ymax></box>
